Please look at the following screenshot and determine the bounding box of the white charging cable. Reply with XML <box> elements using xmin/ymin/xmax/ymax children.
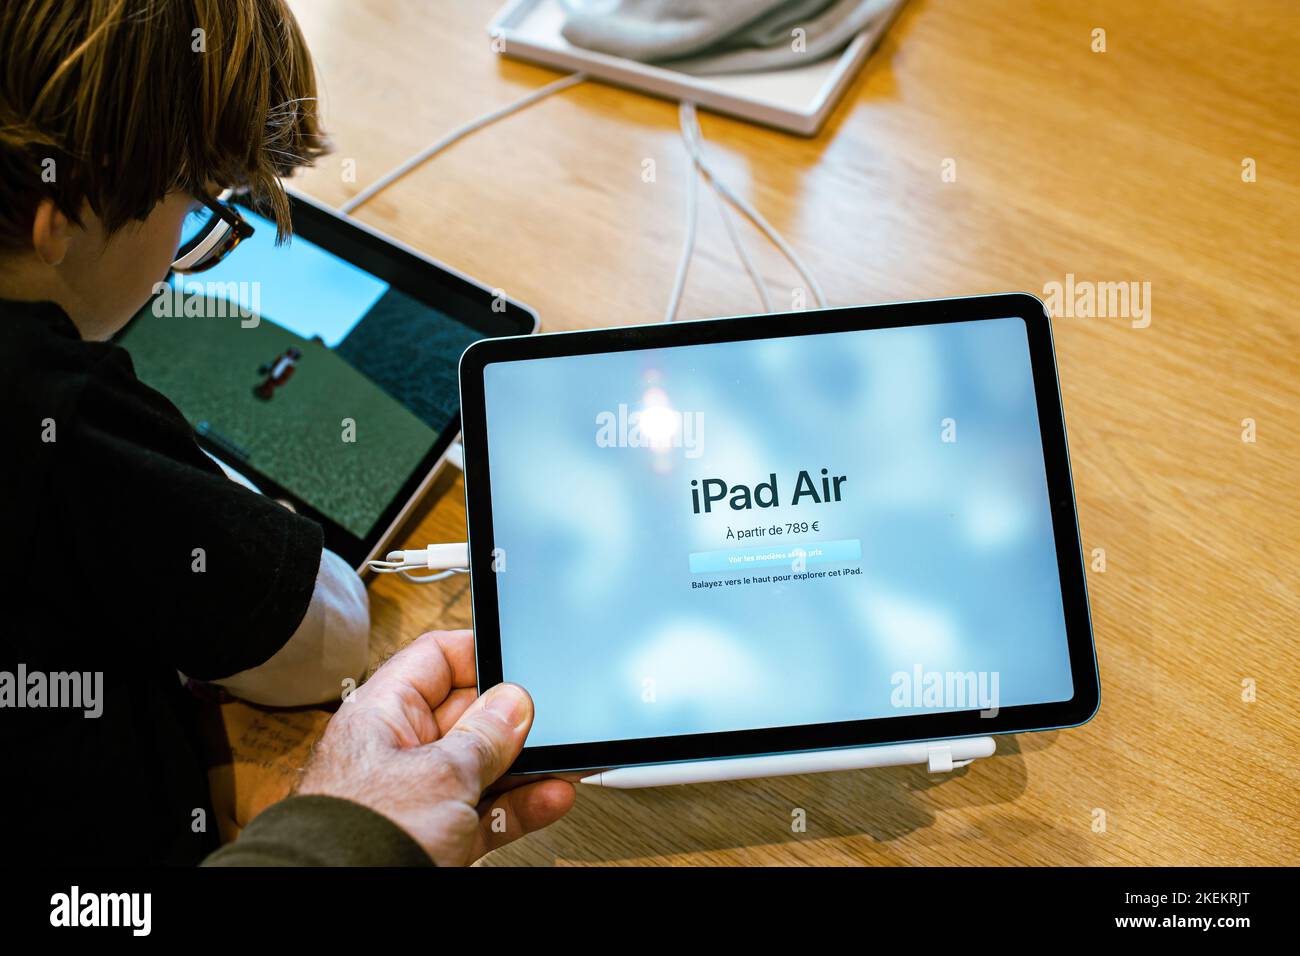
<box><xmin>342</xmin><ymin>80</ymin><xmax>832</xmax><ymax>585</ymax></box>
<box><xmin>663</xmin><ymin>128</ymin><xmax>701</xmax><ymax>323</ymax></box>
<box><xmin>677</xmin><ymin>102</ymin><xmax>772</xmax><ymax>314</ymax></box>
<box><xmin>708</xmin><ymin>166</ymin><xmax>774</xmax><ymax>313</ymax></box>
<box><xmin>341</xmin><ymin>72</ymin><xmax>589</xmax><ymax>215</ymax></box>
<box><xmin>673</xmin><ymin>101</ymin><xmax>828</xmax><ymax>317</ymax></box>
<box><xmin>339</xmin><ymin>70</ymin><xmax>824</xmax><ymax>321</ymax></box>
<box><xmin>367</xmin><ymin>543</ymin><xmax>470</xmax><ymax>584</ymax></box>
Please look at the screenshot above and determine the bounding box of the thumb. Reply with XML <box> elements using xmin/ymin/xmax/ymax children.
<box><xmin>436</xmin><ymin>683</ymin><xmax>534</xmax><ymax>797</ymax></box>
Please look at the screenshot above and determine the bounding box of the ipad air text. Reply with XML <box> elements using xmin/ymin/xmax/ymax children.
<box><xmin>690</xmin><ymin>468</ymin><xmax>848</xmax><ymax>514</ymax></box>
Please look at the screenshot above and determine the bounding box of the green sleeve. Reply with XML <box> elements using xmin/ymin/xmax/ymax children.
<box><xmin>202</xmin><ymin>795</ymin><xmax>434</xmax><ymax>867</ymax></box>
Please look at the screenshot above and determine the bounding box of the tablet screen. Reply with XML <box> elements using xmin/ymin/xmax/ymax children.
<box><xmin>118</xmin><ymin>199</ymin><xmax>507</xmax><ymax>556</ymax></box>
<box><xmin>481</xmin><ymin>316</ymin><xmax>1076</xmax><ymax>749</ymax></box>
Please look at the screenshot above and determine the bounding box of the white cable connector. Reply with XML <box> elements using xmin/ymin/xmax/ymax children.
<box><xmin>393</xmin><ymin>543</ymin><xmax>469</xmax><ymax>569</ymax></box>
<box><xmin>367</xmin><ymin>542</ymin><xmax>469</xmax><ymax>583</ymax></box>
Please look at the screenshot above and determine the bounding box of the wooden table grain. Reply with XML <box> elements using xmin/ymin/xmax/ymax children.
<box><xmin>218</xmin><ymin>0</ymin><xmax>1300</xmax><ymax>866</ymax></box>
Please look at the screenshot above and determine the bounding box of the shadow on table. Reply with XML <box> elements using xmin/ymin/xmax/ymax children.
<box><xmin>487</xmin><ymin>731</ymin><xmax>1094</xmax><ymax>864</ymax></box>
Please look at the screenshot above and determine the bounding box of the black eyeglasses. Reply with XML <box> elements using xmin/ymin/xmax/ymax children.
<box><xmin>171</xmin><ymin>190</ymin><xmax>255</xmax><ymax>274</ymax></box>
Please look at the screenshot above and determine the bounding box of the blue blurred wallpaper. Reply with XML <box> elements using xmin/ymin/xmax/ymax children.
<box><xmin>481</xmin><ymin>316</ymin><xmax>1074</xmax><ymax>747</ymax></box>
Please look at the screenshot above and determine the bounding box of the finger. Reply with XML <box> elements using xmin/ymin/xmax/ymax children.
<box><xmin>359</xmin><ymin>630</ymin><xmax>470</xmax><ymax>713</ymax></box>
<box><xmin>481</xmin><ymin>770</ymin><xmax>591</xmax><ymax>798</ymax></box>
<box><xmin>431</xmin><ymin>629</ymin><xmax>477</xmax><ymax>688</ymax></box>
<box><xmin>437</xmin><ymin>683</ymin><xmax>533</xmax><ymax>797</ymax></box>
<box><xmin>432</xmin><ymin>686</ymin><xmax>477</xmax><ymax>738</ymax></box>
<box><xmin>471</xmin><ymin>779</ymin><xmax>577</xmax><ymax>859</ymax></box>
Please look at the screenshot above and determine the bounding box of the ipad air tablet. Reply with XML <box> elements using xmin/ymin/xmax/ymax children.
<box><xmin>117</xmin><ymin>190</ymin><xmax>538</xmax><ymax>570</ymax></box>
<box><xmin>460</xmin><ymin>293</ymin><xmax>1098</xmax><ymax>773</ymax></box>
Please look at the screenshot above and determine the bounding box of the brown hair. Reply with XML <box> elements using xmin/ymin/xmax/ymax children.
<box><xmin>0</xmin><ymin>0</ymin><xmax>328</xmax><ymax>249</ymax></box>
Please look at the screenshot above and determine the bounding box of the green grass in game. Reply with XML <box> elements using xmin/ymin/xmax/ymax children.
<box><xmin>121</xmin><ymin>297</ymin><xmax>436</xmax><ymax>538</ymax></box>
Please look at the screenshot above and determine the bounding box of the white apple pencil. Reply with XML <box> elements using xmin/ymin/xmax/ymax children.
<box><xmin>578</xmin><ymin>737</ymin><xmax>996</xmax><ymax>788</ymax></box>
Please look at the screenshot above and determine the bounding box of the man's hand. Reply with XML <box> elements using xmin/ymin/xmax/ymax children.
<box><xmin>296</xmin><ymin>629</ymin><xmax>576</xmax><ymax>865</ymax></box>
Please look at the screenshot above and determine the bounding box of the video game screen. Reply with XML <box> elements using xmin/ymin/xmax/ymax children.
<box><xmin>118</xmin><ymin>205</ymin><xmax>483</xmax><ymax>539</ymax></box>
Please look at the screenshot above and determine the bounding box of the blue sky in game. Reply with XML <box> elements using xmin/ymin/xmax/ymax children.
<box><xmin>172</xmin><ymin>206</ymin><xmax>387</xmax><ymax>347</ymax></box>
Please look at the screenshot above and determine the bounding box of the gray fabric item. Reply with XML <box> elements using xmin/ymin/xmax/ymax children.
<box><xmin>560</xmin><ymin>0</ymin><xmax>900</xmax><ymax>76</ymax></box>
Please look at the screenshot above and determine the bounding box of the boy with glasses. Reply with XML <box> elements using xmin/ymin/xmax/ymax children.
<box><xmin>0</xmin><ymin>0</ymin><xmax>370</xmax><ymax>864</ymax></box>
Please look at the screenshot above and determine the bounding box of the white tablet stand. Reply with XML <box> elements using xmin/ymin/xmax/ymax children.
<box><xmin>489</xmin><ymin>0</ymin><xmax>905</xmax><ymax>136</ymax></box>
<box><xmin>579</xmin><ymin>737</ymin><xmax>997</xmax><ymax>789</ymax></box>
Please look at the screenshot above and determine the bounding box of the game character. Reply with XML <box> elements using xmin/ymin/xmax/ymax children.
<box><xmin>254</xmin><ymin>346</ymin><xmax>303</xmax><ymax>400</ymax></box>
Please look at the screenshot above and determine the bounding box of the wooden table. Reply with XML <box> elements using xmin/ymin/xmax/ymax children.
<box><xmin>217</xmin><ymin>0</ymin><xmax>1300</xmax><ymax>865</ymax></box>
